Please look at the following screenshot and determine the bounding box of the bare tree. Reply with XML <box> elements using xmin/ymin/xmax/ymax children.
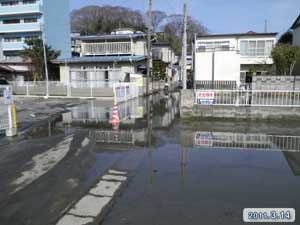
<box><xmin>151</xmin><ymin>10</ymin><xmax>167</xmax><ymax>32</ymax></box>
<box><xmin>161</xmin><ymin>14</ymin><xmax>207</xmax><ymax>53</ymax></box>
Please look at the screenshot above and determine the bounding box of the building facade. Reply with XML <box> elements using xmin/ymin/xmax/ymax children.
<box><xmin>0</xmin><ymin>0</ymin><xmax>71</xmax><ymax>60</ymax></box>
<box><xmin>0</xmin><ymin>0</ymin><xmax>71</xmax><ymax>82</ymax></box>
<box><xmin>194</xmin><ymin>32</ymin><xmax>277</xmax><ymax>87</ymax></box>
<box><xmin>55</xmin><ymin>29</ymin><xmax>148</xmax><ymax>86</ymax></box>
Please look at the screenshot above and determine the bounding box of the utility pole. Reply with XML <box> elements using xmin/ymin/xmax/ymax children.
<box><xmin>181</xmin><ymin>1</ymin><xmax>187</xmax><ymax>89</ymax></box>
<box><xmin>146</xmin><ymin>0</ymin><xmax>152</xmax><ymax>96</ymax></box>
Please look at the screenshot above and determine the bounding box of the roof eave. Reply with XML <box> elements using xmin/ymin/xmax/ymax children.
<box><xmin>291</xmin><ymin>15</ymin><xmax>300</xmax><ymax>29</ymax></box>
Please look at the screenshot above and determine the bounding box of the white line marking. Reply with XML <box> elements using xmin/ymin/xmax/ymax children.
<box><xmin>108</xmin><ymin>170</ymin><xmax>128</xmax><ymax>175</ymax></box>
<box><xmin>81</xmin><ymin>138</ymin><xmax>90</xmax><ymax>148</ymax></box>
<box><xmin>69</xmin><ymin>195</ymin><xmax>111</xmax><ymax>217</ymax></box>
<box><xmin>56</xmin><ymin>215</ymin><xmax>93</xmax><ymax>225</ymax></box>
<box><xmin>102</xmin><ymin>174</ymin><xmax>127</xmax><ymax>181</ymax></box>
<box><xmin>89</xmin><ymin>180</ymin><xmax>121</xmax><ymax>197</ymax></box>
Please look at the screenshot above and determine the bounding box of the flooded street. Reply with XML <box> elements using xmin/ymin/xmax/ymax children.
<box><xmin>0</xmin><ymin>92</ymin><xmax>300</xmax><ymax>225</ymax></box>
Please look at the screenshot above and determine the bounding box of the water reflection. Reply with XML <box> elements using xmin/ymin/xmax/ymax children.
<box><xmin>193</xmin><ymin>132</ymin><xmax>300</xmax><ymax>152</ymax></box>
<box><xmin>185</xmin><ymin>129</ymin><xmax>300</xmax><ymax>177</ymax></box>
<box><xmin>61</xmin><ymin>92</ymin><xmax>180</xmax><ymax>147</ymax></box>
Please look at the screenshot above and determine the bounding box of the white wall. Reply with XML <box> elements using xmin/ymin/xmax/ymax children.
<box><xmin>194</xmin><ymin>52</ymin><xmax>213</xmax><ymax>81</ymax></box>
<box><xmin>195</xmin><ymin>51</ymin><xmax>240</xmax><ymax>83</ymax></box>
<box><xmin>214</xmin><ymin>51</ymin><xmax>240</xmax><ymax>83</ymax></box>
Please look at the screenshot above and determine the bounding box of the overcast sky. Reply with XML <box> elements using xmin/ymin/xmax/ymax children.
<box><xmin>70</xmin><ymin>0</ymin><xmax>299</xmax><ymax>35</ymax></box>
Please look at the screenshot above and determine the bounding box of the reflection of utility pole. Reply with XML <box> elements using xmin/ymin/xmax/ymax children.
<box><xmin>146</xmin><ymin>95</ymin><xmax>154</xmax><ymax>185</ymax></box>
<box><xmin>181</xmin><ymin>1</ymin><xmax>187</xmax><ymax>90</ymax></box>
<box><xmin>181</xmin><ymin>146</ymin><xmax>187</xmax><ymax>186</ymax></box>
<box><xmin>146</xmin><ymin>0</ymin><xmax>152</xmax><ymax>96</ymax></box>
<box><xmin>48</xmin><ymin>120</ymin><xmax>51</xmax><ymax>137</ymax></box>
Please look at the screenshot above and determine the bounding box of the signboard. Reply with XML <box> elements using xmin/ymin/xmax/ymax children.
<box><xmin>195</xmin><ymin>91</ymin><xmax>215</xmax><ymax>105</ymax></box>
<box><xmin>194</xmin><ymin>132</ymin><xmax>214</xmax><ymax>147</ymax></box>
<box><xmin>4</xmin><ymin>87</ymin><xmax>13</xmax><ymax>105</ymax></box>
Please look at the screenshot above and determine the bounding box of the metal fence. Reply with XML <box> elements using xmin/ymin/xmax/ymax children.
<box><xmin>195</xmin><ymin>90</ymin><xmax>300</xmax><ymax>107</ymax></box>
<box><xmin>9</xmin><ymin>81</ymin><xmax>144</xmax><ymax>100</ymax></box>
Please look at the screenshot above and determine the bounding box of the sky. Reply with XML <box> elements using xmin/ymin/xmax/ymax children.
<box><xmin>70</xmin><ymin>0</ymin><xmax>300</xmax><ymax>35</ymax></box>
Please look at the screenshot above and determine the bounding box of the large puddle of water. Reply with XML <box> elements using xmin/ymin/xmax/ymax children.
<box><xmin>1</xmin><ymin>92</ymin><xmax>300</xmax><ymax>225</ymax></box>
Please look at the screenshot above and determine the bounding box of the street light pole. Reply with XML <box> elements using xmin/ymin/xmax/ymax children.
<box><xmin>42</xmin><ymin>26</ymin><xmax>49</xmax><ymax>99</ymax></box>
<box><xmin>146</xmin><ymin>0</ymin><xmax>152</xmax><ymax>96</ymax></box>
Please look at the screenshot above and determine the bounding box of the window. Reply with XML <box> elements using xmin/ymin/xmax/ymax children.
<box><xmin>105</xmin><ymin>71</ymin><xmax>109</xmax><ymax>81</ymax></box>
<box><xmin>24</xmin><ymin>18</ymin><xmax>37</xmax><ymax>23</ymax></box>
<box><xmin>265</xmin><ymin>41</ymin><xmax>273</xmax><ymax>56</ymax></box>
<box><xmin>256</xmin><ymin>41</ymin><xmax>265</xmax><ymax>56</ymax></box>
<box><xmin>240</xmin><ymin>41</ymin><xmax>247</xmax><ymax>55</ymax></box>
<box><xmin>23</xmin><ymin>0</ymin><xmax>36</xmax><ymax>4</ymax></box>
<box><xmin>3</xmin><ymin>19</ymin><xmax>20</xmax><ymax>24</ymax></box>
<box><xmin>197</xmin><ymin>41</ymin><xmax>230</xmax><ymax>52</ymax></box>
<box><xmin>4</xmin><ymin>37</ymin><xmax>22</xmax><ymax>42</ymax></box>
<box><xmin>240</xmin><ymin>40</ymin><xmax>274</xmax><ymax>57</ymax></box>
<box><xmin>1</xmin><ymin>1</ymin><xmax>18</xmax><ymax>6</ymax></box>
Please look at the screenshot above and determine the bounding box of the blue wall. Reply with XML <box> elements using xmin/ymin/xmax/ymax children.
<box><xmin>43</xmin><ymin>0</ymin><xmax>71</xmax><ymax>58</ymax></box>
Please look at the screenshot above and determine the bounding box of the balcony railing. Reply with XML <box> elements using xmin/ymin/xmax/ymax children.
<box><xmin>0</xmin><ymin>3</ymin><xmax>41</xmax><ymax>16</ymax></box>
<box><xmin>82</xmin><ymin>42</ymin><xmax>132</xmax><ymax>56</ymax></box>
<box><xmin>0</xmin><ymin>22</ymin><xmax>41</xmax><ymax>33</ymax></box>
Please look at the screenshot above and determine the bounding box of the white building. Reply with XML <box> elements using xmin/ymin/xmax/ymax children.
<box><xmin>194</xmin><ymin>32</ymin><xmax>277</xmax><ymax>87</ymax></box>
<box><xmin>54</xmin><ymin>29</ymin><xmax>148</xmax><ymax>86</ymax></box>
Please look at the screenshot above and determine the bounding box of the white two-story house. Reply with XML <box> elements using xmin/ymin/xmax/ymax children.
<box><xmin>55</xmin><ymin>29</ymin><xmax>148</xmax><ymax>87</ymax></box>
<box><xmin>194</xmin><ymin>32</ymin><xmax>277</xmax><ymax>88</ymax></box>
